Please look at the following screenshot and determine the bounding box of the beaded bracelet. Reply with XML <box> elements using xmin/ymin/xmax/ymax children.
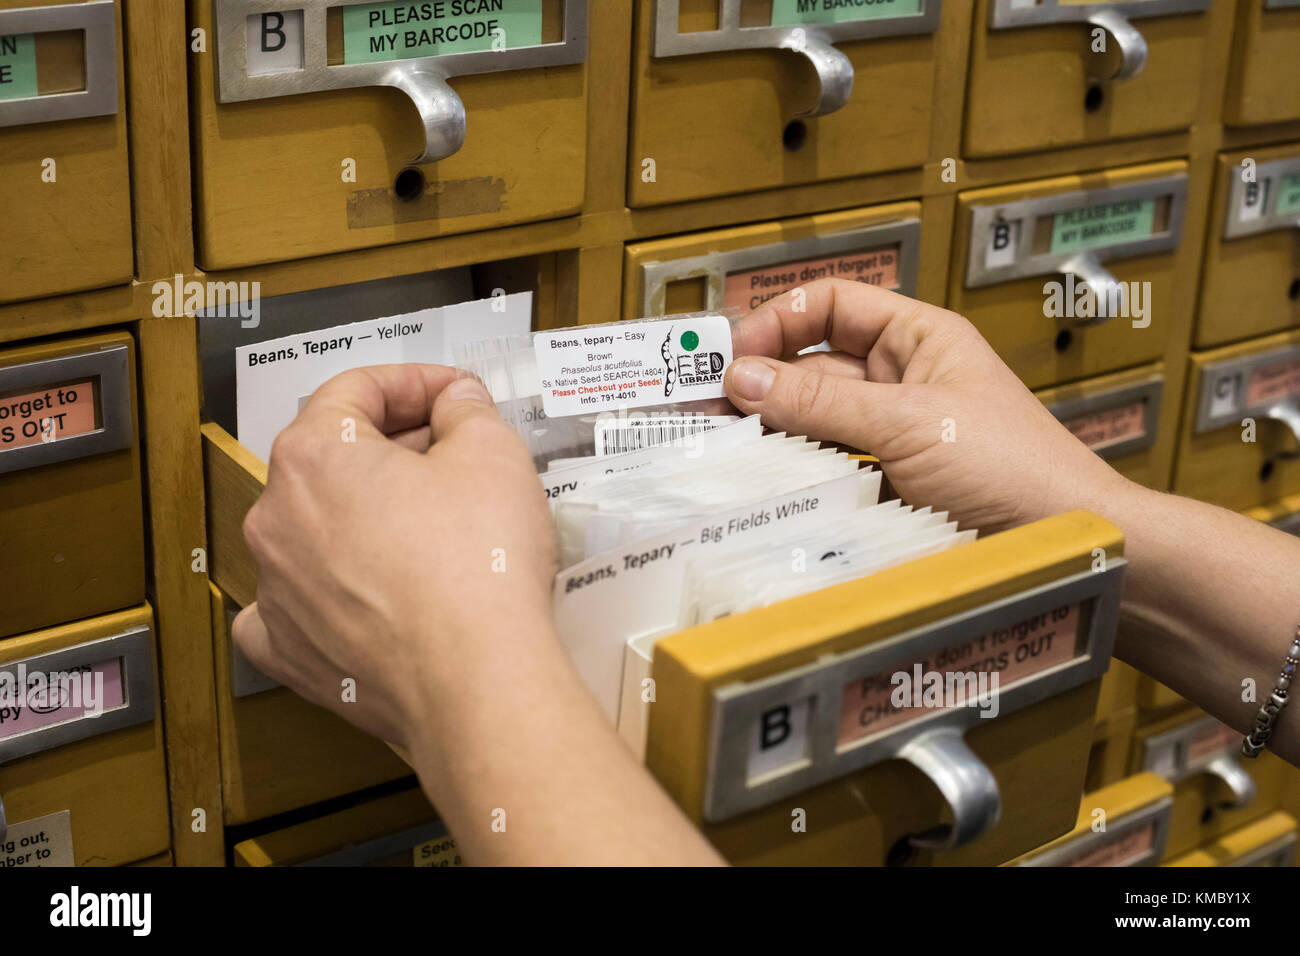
<box><xmin>1242</xmin><ymin>625</ymin><xmax>1300</xmax><ymax>758</ymax></box>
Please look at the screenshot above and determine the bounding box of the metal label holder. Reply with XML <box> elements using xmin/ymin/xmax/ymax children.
<box><xmin>1043</xmin><ymin>373</ymin><xmax>1163</xmax><ymax>461</ymax></box>
<box><xmin>1141</xmin><ymin>714</ymin><xmax>1257</xmax><ymax>811</ymax></box>
<box><xmin>0</xmin><ymin>626</ymin><xmax>156</xmax><ymax>765</ymax></box>
<box><xmin>1231</xmin><ymin>831</ymin><xmax>1297</xmax><ymax>867</ymax></box>
<box><xmin>1194</xmin><ymin>344</ymin><xmax>1300</xmax><ymax>461</ymax></box>
<box><xmin>213</xmin><ymin>0</ymin><xmax>588</xmax><ymax>164</ymax></box>
<box><xmin>702</xmin><ymin>563</ymin><xmax>1125</xmax><ymax>846</ymax></box>
<box><xmin>989</xmin><ymin>0</ymin><xmax>1211</xmax><ymax>83</ymax></box>
<box><xmin>0</xmin><ymin>1</ymin><xmax>118</xmax><ymax>128</ymax></box>
<box><xmin>1223</xmin><ymin>154</ymin><xmax>1300</xmax><ymax>240</ymax></box>
<box><xmin>0</xmin><ymin>344</ymin><xmax>133</xmax><ymax>475</ymax></box>
<box><xmin>966</xmin><ymin>173</ymin><xmax>1188</xmax><ymax>290</ymax></box>
<box><xmin>638</xmin><ymin>218</ymin><xmax>922</xmax><ymax>317</ymax></box>
<box><xmin>652</xmin><ymin>0</ymin><xmax>940</xmax><ymax>118</ymax></box>
<box><xmin>1017</xmin><ymin>794</ymin><xmax>1173</xmax><ymax>867</ymax></box>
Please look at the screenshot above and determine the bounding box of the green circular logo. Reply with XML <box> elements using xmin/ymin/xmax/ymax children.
<box><xmin>680</xmin><ymin>330</ymin><xmax>700</xmax><ymax>351</ymax></box>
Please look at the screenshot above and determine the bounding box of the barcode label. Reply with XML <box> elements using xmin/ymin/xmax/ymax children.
<box><xmin>593</xmin><ymin>416</ymin><xmax>738</xmax><ymax>457</ymax></box>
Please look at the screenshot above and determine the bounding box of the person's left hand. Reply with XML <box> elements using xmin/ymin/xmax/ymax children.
<box><xmin>232</xmin><ymin>364</ymin><xmax>559</xmax><ymax>754</ymax></box>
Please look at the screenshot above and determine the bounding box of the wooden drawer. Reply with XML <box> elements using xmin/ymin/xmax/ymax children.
<box><xmin>1223</xmin><ymin>0</ymin><xmax>1300</xmax><ymax>127</ymax></box>
<box><xmin>0</xmin><ymin>605</ymin><xmax>168</xmax><ymax>868</ymax></box>
<box><xmin>1009</xmin><ymin>772</ymin><xmax>1174</xmax><ymax>866</ymax></box>
<box><xmin>1165</xmin><ymin>811</ymin><xmax>1296</xmax><ymax>867</ymax></box>
<box><xmin>0</xmin><ymin>0</ymin><xmax>132</xmax><ymax>304</ymax></box>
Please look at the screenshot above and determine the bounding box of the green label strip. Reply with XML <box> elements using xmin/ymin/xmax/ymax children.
<box><xmin>0</xmin><ymin>33</ymin><xmax>38</xmax><ymax>101</ymax></box>
<box><xmin>1275</xmin><ymin>172</ymin><xmax>1300</xmax><ymax>218</ymax></box>
<box><xmin>342</xmin><ymin>1</ymin><xmax>543</xmax><ymax>64</ymax></box>
<box><xmin>772</xmin><ymin>0</ymin><xmax>922</xmax><ymax>27</ymax></box>
<box><xmin>1050</xmin><ymin>198</ymin><xmax>1156</xmax><ymax>256</ymax></box>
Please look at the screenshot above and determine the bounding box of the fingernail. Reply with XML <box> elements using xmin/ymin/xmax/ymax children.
<box><xmin>444</xmin><ymin>377</ymin><xmax>491</xmax><ymax>403</ymax></box>
<box><xmin>729</xmin><ymin>358</ymin><xmax>776</xmax><ymax>402</ymax></box>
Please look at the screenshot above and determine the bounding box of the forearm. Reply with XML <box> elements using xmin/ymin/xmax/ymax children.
<box><xmin>405</xmin><ymin>621</ymin><xmax>725</xmax><ymax>866</ymax></box>
<box><xmin>1083</xmin><ymin>479</ymin><xmax>1300</xmax><ymax>764</ymax></box>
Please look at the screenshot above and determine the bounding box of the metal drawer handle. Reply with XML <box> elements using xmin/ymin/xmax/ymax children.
<box><xmin>1060</xmin><ymin>251</ymin><xmax>1124</xmax><ymax>328</ymax></box>
<box><xmin>1086</xmin><ymin>10</ymin><xmax>1148</xmax><ymax>82</ymax></box>
<box><xmin>779</xmin><ymin>31</ymin><xmax>854</xmax><ymax>118</ymax></box>
<box><xmin>1266</xmin><ymin>401</ymin><xmax>1300</xmax><ymax>462</ymax></box>
<box><xmin>384</xmin><ymin>65</ymin><xmax>467</xmax><ymax>165</ymax></box>
<box><xmin>1205</xmin><ymin>754</ymin><xmax>1256</xmax><ymax>811</ymax></box>
<box><xmin>897</xmin><ymin>726</ymin><xmax>1002</xmax><ymax>851</ymax></box>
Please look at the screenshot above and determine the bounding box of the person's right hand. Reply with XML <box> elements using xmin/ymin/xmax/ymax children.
<box><xmin>723</xmin><ymin>279</ymin><xmax>1129</xmax><ymax>532</ymax></box>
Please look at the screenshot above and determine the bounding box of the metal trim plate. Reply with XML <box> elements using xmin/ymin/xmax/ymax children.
<box><xmin>1193</xmin><ymin>343</ymin><xmax>1300</xmax><ymax>433</ymax></box>
<box><xmin>1043</xmin><ymin>373</ymin><xmax>1163</xmax><ymax>461</ymax></box>
<box><xmin>965</xmin><ymin>174</ymin><xmax>1188</xmax><ymax>288</ymax></box>
<box><xmin>652</xmin><ymin>0</ymin><xmax>941</xmax><ymax>57</ymax></box>
<box><xmin>1140</xmin><ymin>714</ymin><xmax>1242</xmax><ymax>783</ymax></box>
<box><xmin>1230</xmin><ymin>831</ymin><xmax>1297</xmax><ymax>867</ymax></box>
<box><xmin>638</xmin><ymin>218</ymin><xmax>922</xmax><ymax>317</ymax></box>
<box><xmin>990</xmin><ymin>0</ymin><xmax>1210</xmax><ymax>29</ymax></box>
<box><xmin>213</xmin><ymin>0</ymin><xmax>588</xmax><ymax>102</ymax></box>
<box><xmin>1017</xmin><ymin>794</ymin><xmax>1173</xmax><ymax>867</ymax></box>
<box><xmin>0</xmin><ymin>626</ymin><xmax>156</xmax><ymax>764</ymax></box>
<box><xmin>0</xmin><ymin>1</ymin><xmax>118</xmax><ymax>128</ymax></box>
<box><xmin>702</xmin><ymin>562</ymin><xmax>1125</xmax><ymax>823</ymax></box>
<box><xmin>1222</xmin><ymin>154</ymin><xmax>1300</xmax><ymax>240</ymax></box>
<box><xmin>0</xmin><ymin>344</ymin><xmax>133</xmax><ymax>475</ymax></box>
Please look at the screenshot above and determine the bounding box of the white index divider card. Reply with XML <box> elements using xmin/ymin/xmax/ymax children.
<box><xmin>554</xmin><ymin>467</ymin><xmax>870</xmax><ymax>721</ymax></box>
<box><xmin>234</xmin><ymin>291</ymin><xmax>533</xmax><ymax>463</ymax></box>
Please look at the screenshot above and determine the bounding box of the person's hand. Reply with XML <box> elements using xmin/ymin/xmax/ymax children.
<box><xmin>232</xmin><ymin>365</ymin><xmax>558</xmax><ymax>754</ymax></box>
<box><xmin>723</xmin><ymin>279</ymin><xmax>1129</xmax><ymax>532</ymax></box>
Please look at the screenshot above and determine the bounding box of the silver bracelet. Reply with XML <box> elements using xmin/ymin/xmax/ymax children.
<box><xmin>1242</xmin><ymin>625</ymin><xmax>1300</xmax><ymax>758</ymax></box>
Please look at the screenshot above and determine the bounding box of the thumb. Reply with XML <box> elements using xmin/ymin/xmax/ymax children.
<box><xmin>725</xmin><ymin>356</ymin><xmax>901</xmax><ymax>452</ymax></box>
<box><xmin>430</xmin><ymin>376</ymin><xmax>503</xmax><ymax>443</ymax></box>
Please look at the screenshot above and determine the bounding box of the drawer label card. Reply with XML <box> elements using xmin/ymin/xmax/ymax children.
<box><xmin>1277</xmin><ymin>173</ymin><xmax>1300</xmax><ymax>219</ymax></box>
<box><xmin>343</xmin><ymin>0</ymin><xmax>543</xmax><ymax>63</ymax></box>
<box><xmin>1246</xmin><ymin>355</ymin><xmax>1300</xmax><ymax>409</ymax></box>
<box><xmin>1063</xmin><ymin>820</ymin><xmax>1157</xmax><ymax>868</ymax></box>
<box><xmin>1</xmin><ymin>810</ymin><xmax>74</xmax><ymax>868</ymax></box>
<box><xmin>772</xmin><ymin>0</ymin><xmax>923</xmax><ymax>26</ymax></box>
<box><xmin>1050</xmin><ymin>199</ymin><xmax>1156</xmax><ymax>256</ymax></box>
<box><xmin>837</xmin><ymin>603</ymin><xmax>1081</xmax><ymax>745</ymax></box>
<box><xmin>0</xmin><ymin>380</ymin><xmax>97</xmax><ymax>451</ymax></box>
<box><xmin>413</xmin><ymin>834</ymin><xmax>464</xmax><ymax>866</ymax></box>
<box><xmin>534</xmin><ymin>315</ymin><xmax>733</xmax><ymax>417</ymax></box>
<box><xmin>1063</xmin><ymin>400</ymin><xmax>1148</xmax><ymax>453</ymax></box>
<box><xmin>0</xmin><ymin>33</ymin><xmax>36</xmax><ymax>101</ymax></box>
<box><xmin>0</xmin><ymin>659</ymin><xmax>125</xmax><ymax>740</ymax></box>
<box><xmin>723</xmin><ymin>246</ymin><xmax>900</xmax><ymax>312</ymax></box>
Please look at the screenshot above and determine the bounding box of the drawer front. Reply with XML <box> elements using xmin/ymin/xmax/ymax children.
<box><xmin>233</xmin><ymin>786</ymin><xmax>452</xmax><ymax>866</ymax></box>
<box><xmin>211</xmin><ymin>585</ymin><xmax>414</xmax><ymax>825</ymax></box>
<box><xmin>627</xmin><ymin>0</ymin><xmax>943</xmax><ymax>207</ymax></box>
<box><xmin>0</xmin><ymin>605</ymin><xmax>168</xmax><ymax>868</ymax></box>
<box><xmin>0</xmin><ymin>330</ymin><xmax>145</xmax><ymax>638</ymax></box>
<box><xmin>1223</xmin><ymin>0</ymin><xmax>1300</xmax><ymax>127</ymax></box>
<box><xmin>1173</xmin><ymin>329</ymin><xmax>1300</xmax><ymax>511</ymax></box>
<box><xmin>1036</xmin><ymin>364</ymin><xmax>1169</xmax><ymax>489</ymax></box>
<box><xmin>965</xmin><ymin>0</ymin><xmax>1212</xmax><ymax>159</ymax></box>
<box><xmin>0</xmin><ymin>0</ymin><xmax>132</xmax><ymax>304</ymax></box>
<box><xmin>1196</xmin><ymin>145</ymin><xmax>1300</xmax><ymax>349</ymax></box>
<box><xmin>1164</xmin><ymin>811</ymin><xmax>1297</xmax><ymax>867</ymax></box>
<box><xmin>1011</xmin><ymin>772</ymin><xmax>1174</xmax><ymax>866</ymax></box>
<box><xmin>623</xmin><ymin>201</ymin><xmax>924</xmax><ymax>320</ymax></box>
<box><xmin>950</xmin><ymin>161</ymin><xmax>1190</xmax><ymax>390</ymax></box>
<box><xmin>648</xmin><ymin>510</ymin><xmax>1127</xmax><ymax>865</ymax></box>
<box><xmin>1133</xmin><ymin>711</ymin><xmax>1288</xmax><ymax>859</ymax></box>
<box><xmin>191</xmin><ymin>0</ymin><xmax>589</xmax><ymax>269</ymax></box>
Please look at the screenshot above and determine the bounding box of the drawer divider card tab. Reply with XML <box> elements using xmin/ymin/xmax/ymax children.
<box><xmin>0</xmin><ymin>626</ymin><xmax>155</xmax><ymax>768</ymax></box>
<box><xmin>1194</xmin><ymin>344</ymin><xmax>1300</xmax><ymax>459</ymax></box>
<box><xmin>702</xmin><ymin>562</ymin><xmax>1123</xmax><ymax>835</ymax></box>
<box><xmin>652</xmin><ymin>0</ymin><xmax>940</xmax><ymax>119</ymax></box>
<box><xmin>0</xmin><ymin>1</ymin><xmax>117</xmax><ymax>127</ymax></box>
<box><xmin>989</xmin><ymin>0</ymin><xmax>1210</xmax><ymax>84</ymax></box>
<box><xmin>966</xmin><ymin>173</ymin><xmax>1188</xmax><ymax>325</ymax></box>
<box><xmin>1141</xmin><ymin>715</ymin><xmax>1256</xmax><ymax>810</ymax></box>
<box><xmin>1043</xmin><ymin>372</ymin><xmax>1162</xmax><ymax>462</ymax></box>
<box><xmin>0</xmin><ymin>344</ymin><xmax>132</xmax><ymax>474</ymax></box>
<box><xmin>1223</xmin><ymin>155</ymin><xmax>1300</xmax><ymax>241</ymax></box>
<box><xmin>639</xmin><ymin>219</ymin><xmax>920</xmax><ymax>318</ymax></box>
<box><xmin>213</xmin><ymin>0</ymin><xmax>588</xmax><ymax>164</ymax></box>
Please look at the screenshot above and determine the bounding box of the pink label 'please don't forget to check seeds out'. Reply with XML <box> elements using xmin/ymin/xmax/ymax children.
<box><xmin>723</xmin><ymin>246</ymin><xmax>901</xmax><ymax>313</ymax></box>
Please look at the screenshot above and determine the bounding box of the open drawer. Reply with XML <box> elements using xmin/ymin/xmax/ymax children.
<box><xmin>642</xmin><ymin>510</ymin><xmax>1126</xmax><ymax>865</ymax></box>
